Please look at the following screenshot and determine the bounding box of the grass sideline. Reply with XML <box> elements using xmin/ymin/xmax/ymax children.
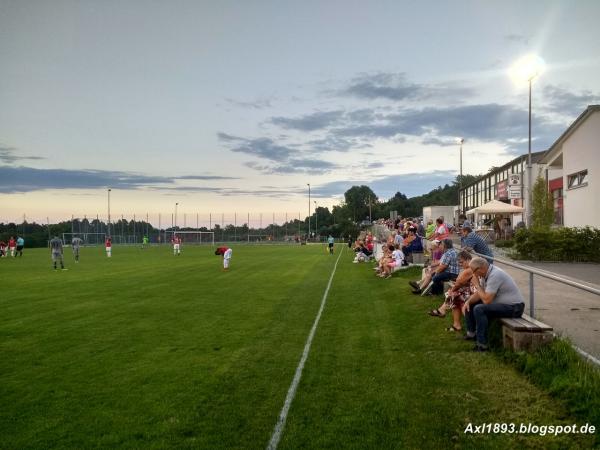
<box><xmin>1</xmin><ymin>245</ymin><xmax>597</xmax><ymax>448</ymax></box>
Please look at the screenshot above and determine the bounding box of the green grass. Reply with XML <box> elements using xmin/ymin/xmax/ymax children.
<box><xmin>0</xmin><ymin>245</ymin><xmax>597</xmax><ymax>449</ymax></box>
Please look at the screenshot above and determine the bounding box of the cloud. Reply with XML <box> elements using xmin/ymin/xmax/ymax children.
<box><xmin>0</xmin><ymin>166</ymin><xmax>174</xmax><ymax>193</ymax></box>
<box><xmin>270</xmin><ymin>110</ymin><xmax>344</xmax><ymax>131</ymax></box>
<box><xmin>217</xmin><ymin>132</ymin><xmax>293</xmax><ymax>162</ymax></box>
<box><xmin>329</xmin><ymin>103</ymin><xmax>563</xmax><ymax>150</ymax></box>
<box><xmin>542</xmin><ymin>85</ymin><xmax>600</xmax><ymax>117</ymax></box>
<box><xmin>219</xmin><ymin>131</ymin><xmax>343</xmax><ymax>175</ymax></box>
<box><xmin>245</xmin><ymin>158</ymin><xmax>339</xmax><ymax>175</ymax></box>
<box><xmin>504</xmin><ymin>34</ymin><xmax>530</xmax><ymax>45</ymax></box>
<box><xmin>176</xmin><ymin>175</ymin><xmax>239</xmax><ymax>180</ymax></box>
<box><xmin>339</xmin><ymin>72</ymin><xmax>474</xmax><ymax>102</ymax></box>
<box><xmin>312</xmin><ymin>170</ymin><xmax>457</xmax><ymax>199</ymax></box>
<box><xmin>0</xmin><ymin>145</ymin><xmax>44</xmax><ymax>164</ymax></box>
<box><xmin>224</xmin><ymin>97</ymin><xmax>273</xmax><ymax>109</ymax></box>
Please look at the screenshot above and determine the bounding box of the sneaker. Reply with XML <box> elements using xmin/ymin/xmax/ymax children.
<box><xmin>411</xmin><ymin>289</ymin><xmax>422</xmax><ymax>295</ymax></box>
<box><xmin>408</xmin><ymin>281</ymin><xmax>420</xmax><ymax>289</ymax></box>
<box><xmin>472</xmin><ymin>344</ymin><xmax>489</xmax><ymax>352</ymax></box>
<box><xmin>61</xmin><ymin>268</ymin><xmax>68</xmax><ymax>271</ymax></box>
<box><xmin>463</xmin><ymin>334</ymin><xmax>475</xmax><ymax>341</ymax></box>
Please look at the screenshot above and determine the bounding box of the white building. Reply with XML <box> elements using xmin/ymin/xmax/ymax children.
<box><xmin>540</xmin><ymin>105</ymin><xmax>600</xmax><ymax>227</ymax></box>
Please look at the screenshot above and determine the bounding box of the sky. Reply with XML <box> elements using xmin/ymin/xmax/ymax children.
<box><xmin>1</xmin><ymin>0</ymin><xmax>600</xmax><ymax>225</ymax></box>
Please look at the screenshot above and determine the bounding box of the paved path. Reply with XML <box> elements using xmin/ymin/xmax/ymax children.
<box><xmin>492</xmin><ymin>259</ymin><xmax>600</xmax><ymax>360</ymax></box>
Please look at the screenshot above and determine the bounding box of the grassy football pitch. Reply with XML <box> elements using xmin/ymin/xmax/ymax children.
<box><xmin>1</xmin><ymin>244</ymin><xmax>595</xmax><ymax>449</ymax></box>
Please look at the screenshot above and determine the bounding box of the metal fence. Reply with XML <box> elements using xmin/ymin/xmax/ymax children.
<box><xmin>2</xmin><ymin>212</ymin><xmax>332</xmax><ymax>245</ymax></box>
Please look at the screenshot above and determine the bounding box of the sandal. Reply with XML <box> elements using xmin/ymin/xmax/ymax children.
<box><xmin>428</xmin><ymin>309</ymin><xmax>445</xmax><ymax>318</ymax></box>
<box><xmin>446</xmin><ymin>325</ymin><xmax>462</xmax><ymax>332</ymax></box>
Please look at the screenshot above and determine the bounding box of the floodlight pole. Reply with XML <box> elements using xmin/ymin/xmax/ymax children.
<box><xmin>307</xmin><ymin>183</ymin><xmax>311</xmax><ymax>239</ymax></box>
<box><xmin>527</xmin><ymin>77</ymin><xmax>533</xmax><ymax>228</ymax></box>
<box><xmin>174</xmin><ymin>203</ymin><xmax>179</xmax><ymax>230</ymax></box>
<box><xmin>458</xmin><ymin>139</ymin><xmax>464</xmax><ymax>215</ymax></box>
<box><xmin>107</xmin><ymin>188</ymin><xmax>111</xmax><ymax>236</ymax></box>
<box><xmin>314</xmin><ymin>201</ymin><xmax>318</xmax><ymax>238</ymax></box>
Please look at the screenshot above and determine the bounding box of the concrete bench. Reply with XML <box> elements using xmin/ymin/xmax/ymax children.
<box><xmin>500</xmin><ymin>314</ymin><xmax>553</xmax><ymax>351</ymax></box>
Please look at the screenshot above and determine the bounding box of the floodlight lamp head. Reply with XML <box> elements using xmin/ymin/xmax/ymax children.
<box><xmin>509</xmin><ymin>54</ymin><xmax>545</xmax><ymax>85</ymax></box>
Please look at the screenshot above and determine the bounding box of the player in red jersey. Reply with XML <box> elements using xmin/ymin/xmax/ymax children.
<box><xmin>172</xmin><ymin>235</ymin><xmax>182</xmax><ymax>255</ymax></box>
<box><xmin>214</xmin><ymin>246</ymin><xmax>232</xmax><ymax>270</ymax></box>
<box><xmin>105</xmin><ymin>236</ymin><xmax>112</xmax><ymax>257</ymax></box>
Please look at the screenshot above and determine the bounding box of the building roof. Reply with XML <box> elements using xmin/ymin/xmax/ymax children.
<box><xmin>539</xmin><ymin>105</ymin><xmax>600</xmax><ymax>165</ymax></box>
<box><xmin>461</xmin><ymin>150</ymin><xmax>546</xmax><ymax>191</ymax></box>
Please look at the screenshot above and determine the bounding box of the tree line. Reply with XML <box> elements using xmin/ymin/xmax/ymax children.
<box><xmin>1</xmin><ymin>175</ymin><xmax>477</xmax><ymax>247</ymax></box>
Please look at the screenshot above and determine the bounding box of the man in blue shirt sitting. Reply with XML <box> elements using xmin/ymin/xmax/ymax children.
<box><xmin>460</xmin><ymin>221</ymin><xmax>494</xmax><ymax>262</ymax></box>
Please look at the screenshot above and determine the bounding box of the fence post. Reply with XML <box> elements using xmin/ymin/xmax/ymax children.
<box><xmin>529</xmin><ymin>272</ymin><xmax>535</xmax><ymax>318</ymax></box>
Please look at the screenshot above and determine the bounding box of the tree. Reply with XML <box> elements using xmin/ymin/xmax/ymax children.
<box><xmin>344</xmin><ymin>185</ymin><xmax>377</xmax><ymax>221</ymax></box>
<box><xmin>531</xmin><ymin>175</ymin><xmax>554</xmax><ymax>230</ymax></box>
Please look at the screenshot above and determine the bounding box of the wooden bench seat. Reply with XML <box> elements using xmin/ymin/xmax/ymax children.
<box><xmin>500</xmin><ymin>314</ymin><xmax>553</xmax><ymax>351</ymax></box>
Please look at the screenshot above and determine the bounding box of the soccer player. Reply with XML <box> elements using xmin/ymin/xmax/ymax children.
<box><xmin>327</xmin><ymin>235</ymin><xmax>335</xmax><ymax>254</ymax></box>
<box><xmin>0</xmin><ymin>240</ymin><xmax>7</xmax><ymax>257</ymax></box>
<box><xmin>172</xmin><ymin>235</ymin><xmax>181</xmax><ymax>256</ymax></box>
<box><xmin>142</xmin><ymin>235</ymin><xmax>149</xmax><ymax>248</ymax></box>
<box><xmin>214</xmin><ymin>246</ymin><xmax>232</xmax><ymax>270</ymax></box>
<box><xmin>105</xmin><ymin>236</ymin><xmax>112</xmax><ymax>257</ymax></box>
<box><xmin>72</xmin><ymin>236</ymin><xmax>83</xmax><ymax>262</ymax></box>
<box><xmin>50</xmin><ymin>236</ymin><xmax>67</xmax><ymax>270</ymax></box>
<box><xmin>16</xmin><ymin>236</ymin><xmax>24</xmax><ymax>257</ymax></box>
<box><xmin>8</xmin><ymin>236</ymin><xmax>16</xmax><ymax>257</ymax></box>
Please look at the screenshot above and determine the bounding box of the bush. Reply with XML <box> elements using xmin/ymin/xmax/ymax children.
<box><xmin>514</xmin><ymin>227</ymin><xmax>600</xmax><ymax>262</ymax></box>
<box><xmin>494</xmin><ymin>239</ymin><xmax>515</xmax><ymax>248</ymax></box>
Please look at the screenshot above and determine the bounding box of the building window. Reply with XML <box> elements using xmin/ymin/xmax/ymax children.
<box><xmin>567</xmin><ymin>170</ymin><xmax>588</xmax><ymax>189</ymax></box>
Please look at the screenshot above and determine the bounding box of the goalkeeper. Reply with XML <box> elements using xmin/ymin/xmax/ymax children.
<box><xmin>214</xmin><ymin>246</ymin><xmax>232</xmax><ymax>270</ymax></box>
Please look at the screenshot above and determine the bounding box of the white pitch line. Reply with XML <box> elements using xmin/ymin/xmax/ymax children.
<box><xmin>267</xmin><ymin>247</ymin><xmax>344</xmax><ymax>450</ymax></box>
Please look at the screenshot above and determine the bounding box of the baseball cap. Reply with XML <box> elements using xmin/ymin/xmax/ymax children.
<box><xmin>461</xmin><ymin>220</ymin><xmax>473</xmax><ymax>230</ymax></box>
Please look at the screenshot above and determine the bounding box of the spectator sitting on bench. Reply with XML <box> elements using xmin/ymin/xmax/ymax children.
<box><xmin>409</xmin><ymin>240</ymin><xmax>443</xmax><ymax>294</ymax></box>
<box><xmin>460</xmin><ymin>221</ymin><xmax>494</xmax><ymax>262</ymax></box>
<box><xmin>379</xmin><ymin>244</ymin><xmax>404</xmax><ymax>278</ymax></box>
<box><xmin>462</xmin><ymin>256</ymin><xmax>526</xmax><ymax>352</ymax></box>
<box><xmin>353</xmin><ymin>239</ymin><xmax>373</xmax><ymax>263</ymax></box>
<box><xmin>402</xmin><ymin>226</ymin><xmax>423</xmax><ymax>263</ymax></box>
<box><xmin>374</xmin><ymin>244</ymin><xmax>393</xmax><ymax>275</ymax></box>
<box><xmin>428</xmin><ymin>250</ymin><xmax>474</xmax><ymax>332</ymax></box>
<box><xmin>428</xmin><ymin>239</ymin><xmax>460</xmax><ymax>295</ymax></box>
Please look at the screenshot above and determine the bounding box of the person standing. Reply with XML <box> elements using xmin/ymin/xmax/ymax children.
<box><xmin>8</xmin><ymin>236</ymin><xmax>16</xmax><ymax>257</ymax></box>
<box><xmin>0</xmin><ymin>240</ymin><xmax>6</xmax><ymax>257</ymax></box>
<box><xmin>327</xmin><ymin>235</ymin><xmax>335</xmax><ymax>254</ymax></box>
<box><xmin>15</xmin><ymin>236</ymin><xmax>24</xmax><ymax>257</ymax></box>
<box><xmin>72</xmin><ymin>236</ymin><xmax>83</xmax><ymax>262</ymax></box>
<box><xmin>105</xmin><ymin>236</ymin><xmax>112</xmax><ymax>258</ymax></box>
<box><xmin>142</xmin><ymin>235</ymin><xmax>149</xmax><ymax>248</ymax></box>
<box><xmin>172</xmin><ymin>235</ymin><xmax>181</xmax><ymax>255</ymax></box>
<box><xmin>50</xmin><ymin>236</ymin><xmax>66</xmax><ymax>270</ymax></box>
<box><xmin>214</xmin><ymin>246</ymin><xmax>232</xmax><ymax>270</ymax></box>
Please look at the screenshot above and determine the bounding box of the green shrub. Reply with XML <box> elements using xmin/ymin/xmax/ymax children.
<box><xmin>514</xmin><ymin>227</ymin><xmax>600</xmax><ymax>262</ymax></box>
<box><xmin>494</xmin><ymin>239</ymin><xmax>515</xmax><ymax>248</ymax></box>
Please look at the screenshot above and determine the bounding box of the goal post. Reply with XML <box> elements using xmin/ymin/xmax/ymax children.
<box><xmin>164</xmin><ymin>230</ymin><xmax>215</xmax><ymax>245</ymax></box>
<box><xmin>62</xmin><ymin>232</ymin><xmax>106</xmax><ymax>246</ymax></box>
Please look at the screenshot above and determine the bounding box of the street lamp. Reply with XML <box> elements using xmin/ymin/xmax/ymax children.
<box><xmin>107</xmin><ymin>188</ymin><xmax>111</xmax><ymax>236</ymax></box>
<box><xmin>509</xmin><ymin>54</ymin><xmax>545</xmax><ymax>227</ymax></box>
<box><xmin>307</xmin><ymin>183</ymin><xmax>311</xmax><ymax>239</ymax></box>
<box><xmin>314</xmin><ymin>200</ymin><xmax>318</xmax><ymax>237</ymax></box>
<box><xmin>457</xmin><ymin>138</ymin><xmax>464</xmax><ymax>215</ymax></box>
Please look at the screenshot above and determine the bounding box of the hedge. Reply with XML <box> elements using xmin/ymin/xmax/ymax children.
<box><xmin>514</xmin><ymin>227</ymin><xmax>600</xmax><ymax>262</ymax></box>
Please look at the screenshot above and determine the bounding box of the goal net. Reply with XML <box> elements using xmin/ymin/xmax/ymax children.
<box><xmin>164</xmin><ymin>231</ymin><xmax>215</xmax><ymax>245</ymax></box>
<box><xmin>62</xmin><ymin>232</ymin><xmax>106</xmax><ymax>246</ymax></box>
